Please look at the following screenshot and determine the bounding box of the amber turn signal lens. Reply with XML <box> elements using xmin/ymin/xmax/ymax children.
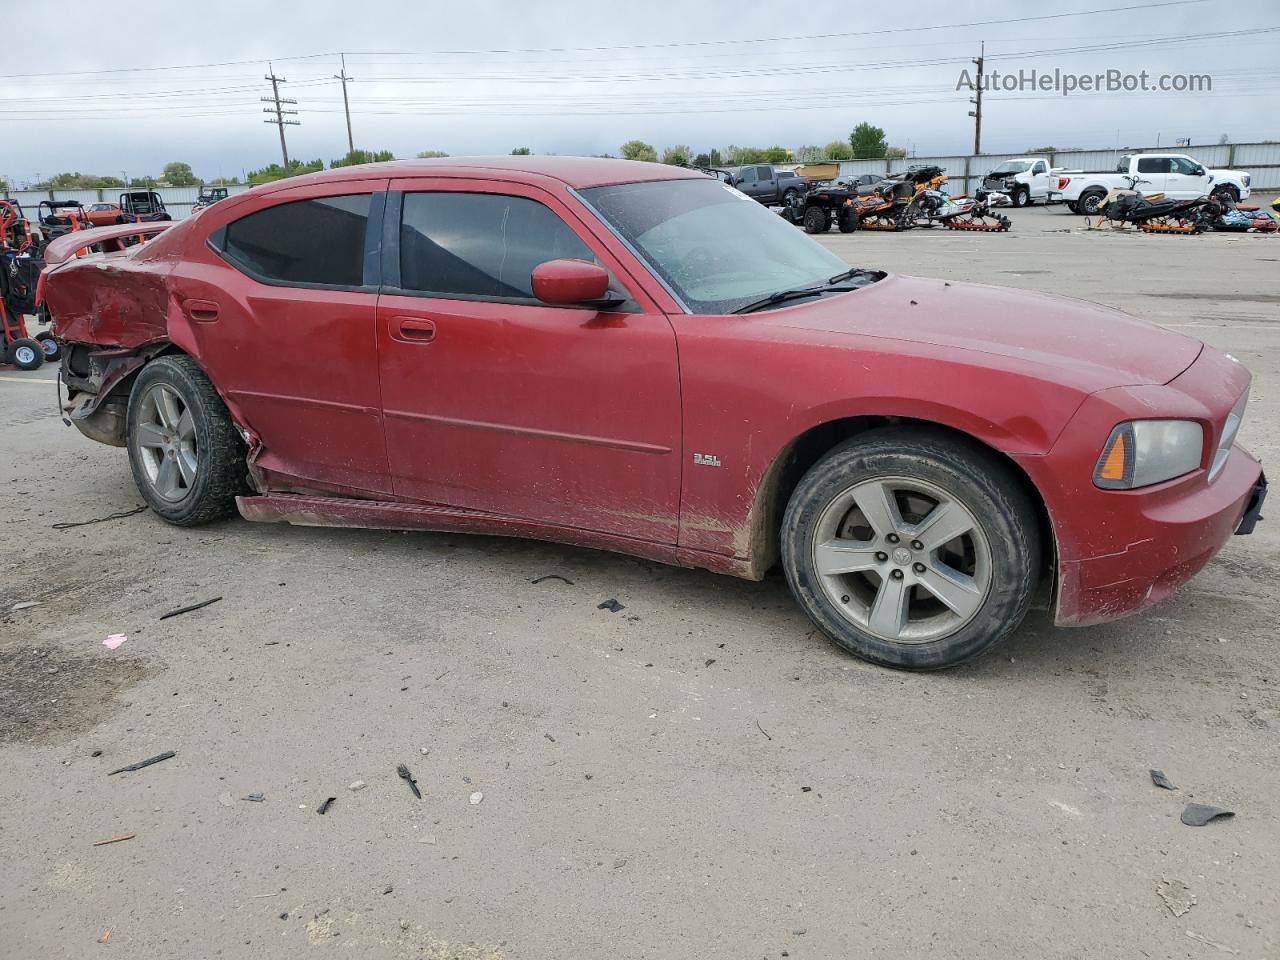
<box><xmin>1097</xmin><ymin>430</ymin><xmax>1128</xmax><ymax>482</ymax></box>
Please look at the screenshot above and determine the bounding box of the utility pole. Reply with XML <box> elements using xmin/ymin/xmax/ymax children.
<box><xmin>334</xmin><ymin>53</ymin><xmax>355</xmax><ymax>154</ymax></box>
<box><xmin>968</xmin><ymin>41</ymin><xmax>984</xmax><ymax>155</ymax></box>
<box><xmin>262</xmin><ymin>64</ymin><xmax>299</xmax><ymax>169</ymax></box>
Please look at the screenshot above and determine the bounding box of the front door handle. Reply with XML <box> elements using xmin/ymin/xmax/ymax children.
<box><xmin>390</xmin><ymin>316</ymin><xmax>436</xmax><ymax>343</ymax></box>
<box><xmin>184</xmin><ymin>299</ymin><xmax>220</xmax><ymax>323</ymax></box>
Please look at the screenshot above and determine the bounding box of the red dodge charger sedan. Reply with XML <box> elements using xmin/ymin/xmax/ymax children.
<box><xmin>42</xmin><ymin>157</ymin><xmax>1266</xmax><ymax>669</ymax></box>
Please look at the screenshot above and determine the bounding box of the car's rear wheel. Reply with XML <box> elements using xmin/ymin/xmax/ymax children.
<box><xmin>6</xmin><ymin>338</ymin><xmax>44</xmax><ymax>370</ymax></box>
<box><xmin>1079</xmin><ymin>189</ymin><xmax>1106</xmax><ymax>216</ymax></box>
<box><xmin>126</xmin><ymin>356</ymin><xmax>247</xmax><ymax>525</ymax></box>
<box><xmin>781</xmin><ymin>429</ymin><xmax>1040</xmax><ymax>670</ymax></box>
<box><xmin>1066</xmin><ymin>201</ymin><xmax>1079</xmax><ymax>214</ymax></box>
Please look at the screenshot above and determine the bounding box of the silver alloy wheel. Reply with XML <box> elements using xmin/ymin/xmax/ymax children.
<box><xmin>13</xmin><ymin>344</ymin><xmax>37</xmax><ymax>366</ymax></box>
<box><xmin>810</xmin><ymin>476</ymin><xmax>992</xmax><ymax>644</ymax></box>
<box><xmin>135</xmin><ymin>383</ymin><xmax>198</xmax><ymax>502</ymax></box>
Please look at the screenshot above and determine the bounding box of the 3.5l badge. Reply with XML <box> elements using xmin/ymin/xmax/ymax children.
<box><xmin>693</xmin><ymin>453</ymin><xmax>721</xmax><ymax>468</ymax></box>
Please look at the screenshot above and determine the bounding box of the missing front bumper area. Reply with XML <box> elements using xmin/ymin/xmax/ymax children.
<box><xmin>1235</xmin><ymin>474</ymin><xmax>1267</xmax><ymax>536</ymax></box>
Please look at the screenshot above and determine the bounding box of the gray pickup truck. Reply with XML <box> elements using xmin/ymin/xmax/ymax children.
<box><xmin>727</xmin><ymin>164</ymin><xmax>810</xmax><ymax>207</ymax></box>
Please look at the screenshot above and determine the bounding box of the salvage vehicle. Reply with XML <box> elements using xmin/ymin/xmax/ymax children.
<box><xmin>37</xmin><ymin>200</ymin><xmax>90</xmax><ymax>248</ymax></box>
<box><xmin>119</xmin><ymin>190</ymin><xmax>171</xmax><ymax>222</ymax></box>
<box><xmin>43</xmin><ymin>157</ymin><xmax>1267</xmax><ymax>670</ymax></box>
<box><xmin>980</xmin><ymin>157</ymin><xmax>1081</xmax><ymax>207</ymax></box>
<box><xmin>192</xmin><ymin>186</ymin><xmax>230</xmax><ymax>214</ymax></box>
<box><xmin>84</xmin><ymin>202</ymin><xmax>124</xmax><ymax>226</ymax></box>
<box><xmin>1056</xmin><ymin>153</ymin><xmax>1251</xmax><ymax>215</ymax></box>
<box><xmin>728</xmin><ymin>164</ymin><xmax>809</xmax><ymax>207</ymax></box>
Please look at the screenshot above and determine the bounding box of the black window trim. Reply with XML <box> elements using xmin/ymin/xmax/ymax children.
<box><xmin>379</xmin><ymin>187</ymin><xmax>640</xmax><ymax>313</ymax></box>
<box><xmin>207</xmin><ymin>190</ymin><xmax>385</xmax><ymax>293</ymax></box>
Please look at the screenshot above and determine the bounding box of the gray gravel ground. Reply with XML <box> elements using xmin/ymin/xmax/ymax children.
<box><xmin>1</xmin><ymin>200</ymin><xmax>1277</xmax><ymax>959</ymax></box>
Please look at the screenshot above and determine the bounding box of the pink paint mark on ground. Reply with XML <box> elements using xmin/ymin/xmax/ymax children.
<box><xmin>103</xmin><ymin>634</ymin><xmax>128</xmax><ymax>650</ymax></box>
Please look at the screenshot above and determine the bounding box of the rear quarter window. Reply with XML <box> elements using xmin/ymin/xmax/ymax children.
<box><xmin>221</xmin><ymin>194</ymin><xmax>372</xmax><ymax>286</ymax></box>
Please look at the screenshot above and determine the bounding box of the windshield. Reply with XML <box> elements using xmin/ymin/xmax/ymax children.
<box><xmin>988</xmin><ymin>161</ymin><xmax>1032</xmax><ymax>176</ymax></box>
<box><xmin>579</xmin><ymin>178</ymin><xmax>852</xmax><ymax>314</ymax></box>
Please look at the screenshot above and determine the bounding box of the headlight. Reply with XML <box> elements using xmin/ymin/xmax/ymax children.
<box><xmin>1094</xmin><ymin>420</ymin><xmax>1204</xmax><ymax>489</ymax></box>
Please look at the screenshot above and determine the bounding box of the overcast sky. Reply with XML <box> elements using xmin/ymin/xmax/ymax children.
<box><xmin>4</xmin><ymin>0</ymin><xmax>1277</xmax><ymax>184</ymax></box>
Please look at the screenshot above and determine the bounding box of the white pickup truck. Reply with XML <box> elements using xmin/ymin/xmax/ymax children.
<box><xmin>980</xmin><ymin>157</ymin><xmax>1080</xmax><ymax>207</ymax></box>
<box><xmin>1054</xmin><ymin>153</ymin><xmax>1251</xmax><ymax>215</ymax></box>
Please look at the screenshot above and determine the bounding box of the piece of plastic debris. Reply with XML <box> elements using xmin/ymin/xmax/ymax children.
<box><xmin>418</xmin><ymin>834</ymin><xmax>437</xmax><ymax>845</ymax></box>
<box><xmin>531</xmin><ymin>574</ymin><xmax>574</xmax><ymax>585</ymax></box>
<box><xmin>103</xmin><ymin>634</ymin><xmax>128</xmax><ymax>650</ymax></box>
<box><xmin>613</xmin><ymin>858</ymin><xmax>628</xmax><ymax>869</ymax></box>
<box><xmin>1150</xmin><ymin>769</ymin><xmax>1177</xmax><ymax>790</ymax></box>
<box><xmin>98</xmin><ymin>929</ymin><xmax>112</xmax><ymax>944</ymax></box>
<box><xmin>107</xmin><ymin>751</ymin><xmax>176</xmax><ymax>775</ymax></box>
<box><xmin>544</xmin><ymin>733</ymin><xmax>556</xmax><ymax>743</ymax></box>
<box><xmin>243</xmin><ymin>793</ymin><xmax>265</xmax><ymax>802</ymax></box>
<box><xmin>469</xmin><ymin>791</ymin><xmax>483</xmax><ymax>805</ymax></box>
<box><xmin>279</xmin><ymin>912</ymin><xmax>289</xmax><ymax>920</ymax></box>
<box><xmin>218</xmin><ymin>791</ymin><xmax>234</xmax><ymax>807</ymax></box>
<box><xmin>705</xmin><ymin>658</ymin><xmax>716</xmax><ymax>667</ymax></box>
<box><xmin>800</xmin><ymin>786</ymin><xmax>812</xmax><ymax>793</ymax></box>
<box><xmin>92</xmin><ymin>833</ymin><xmax>136</xmax><ymax>847</ymax></box>
<box><xmin>11</xmin><ymin>601</ymin><xmax>41</xmax><ymax>611</ymax></box>
<box><xmin>597</xmin><ymin>599</ymin><xmax>625</xmax><ymax>613</ymax></box>
<box><xmin>348</xmin><ymin>780</ymin><xmax>367</xmax><ymax>791</ymax></box>
<box><xmin>1184</xmin><ymin>929</ymin><xmax>1239</xmax><ymax>954</ymax></box>
<box><xmin>159</xmin><ymin>596</ymin><xmax>222</xmax><ymax>620</ymax></box>
<box><xmin>383</xmin><ymin>884</ymin><xmax>393</xmax><ymax>895</ymax></box>
<box><xmin>1181</xmin><ymin>803</ymin><xmax>1235</xmax><ymax>826</ymax></box>
<box><xmin>317</xmin><ymin>797</ymin><xmax>336</xmax><ymax>815</ymax></box>
<box><xmin>1157</xmin><ymin>878</ymin><xmax>1196</xmax><ymax>917</ymax></box>
<box><xmin>397</xmin><ymin>764</ymin><xmax>422</xmax><ymax>799</ymax></box>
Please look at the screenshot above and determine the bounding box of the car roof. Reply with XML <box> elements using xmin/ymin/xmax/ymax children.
<box><xmin>275</xmin><ymin>156</ymin><xmax>707</xmax><ymax>190</ymax></box>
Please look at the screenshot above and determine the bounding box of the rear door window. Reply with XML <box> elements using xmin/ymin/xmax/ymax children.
<box><xmin>398</xmin><ymin>192</ymin><xmax>595</xmax><ymax>300</ymax></box>
<box><xmin>222</xmin><ymin>194</ymin><xmax>372</xmax><ymax>286</ymax></box>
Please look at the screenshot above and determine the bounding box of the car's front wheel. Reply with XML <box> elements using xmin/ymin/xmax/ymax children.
<box><xmin>781</xmin><ymin>429</ymin><xmax>1040</xmax><ymax>670</ymax></box>
<box><xmin>126</xmin><ymin>356</ymin><xmax>247</xmax><ymax>525</ymax></box>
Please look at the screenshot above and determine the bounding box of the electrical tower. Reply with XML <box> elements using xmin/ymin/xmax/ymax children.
<box><xmin>968</xmin><ymin>42</ymin><xmax>984</xmax><ymax>155</ymax></box>
<box><xmin>334</xmin><ymin>53</ymin><xmax>355</xmax><ymax>154</ymax></box>
<box><xmin>262</xmin><ymin>64</ymin><xmax>299</xmax><ymax>168</ymax></box>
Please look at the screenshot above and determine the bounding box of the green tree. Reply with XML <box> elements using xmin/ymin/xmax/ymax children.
<box><xmin>661</xmin><ymin>144</ymin><xmax>693</xmax><ymax>166</ymax></box>
<box><xmin>620</xmin><ymin>140</ymin><xmax>658</xmax><ymax>162</ymax></box>
<box><xmin>330</xmin><ymin>149</ymin><xmax>395</xmax><ymax>169</ymax></box>
<box><xmin>763</xmin><ymin>145</ymin><xmax>790</xmax><ymax>163</ymax></box>
<box><xmin>129</xmin><ymin>175</ymin><xmax>158</xmax><ymax>188</ymax></box>
<box><xmin>885</xmin><ymin>145</ymin><xmax>908</xmax><ymax>160</ymax></box>
<box><xmin>510</xmin><ymin>147</ymin><xmax>532</xmax><ymax>155</ymax></box>
<box><xmin>208</xmin><ymin>176</ymin><xmax>241</xmax><ymax>185</ymax></box>
<box><xmin>162</xmin><ymin>161</ymin><xmax>199</xmax><ymax>186</ymax></box>
<box><xmin>849</xmin><ymin>122</ymin><xmax>889</xmax><ymax>158</ymax></box>
<box><xmin>1025</xmin><ymin>146</ymin><xmax>1057</xmax><ymax>154</ymax></box>
<box><xmin>794</xmin><ymin>145</ymin><xmax>824</xmax><ymax>162</ymax></box>
<box><xmin>416</xmin><ymin>150</ymin><xmax>450</xmax><ymax>158</ymax></box>
<box><xmin>708</xmin><ymin>148</ymin><xmax>722</xmax><ymax>167</ymax></box>
<box><xmin>823</xmin><ymin>141</ymin><xmax>854</xmax><ymax>161</ymax></box>
<box><xmin>246</xmin><ymin>158</ymin><xmax>324</xmax><ymax>185</ymax></box>
<box><xmin>692</xmin><ymin>152</ymin><xmax>711</xmax><ymax>168</ymax></box>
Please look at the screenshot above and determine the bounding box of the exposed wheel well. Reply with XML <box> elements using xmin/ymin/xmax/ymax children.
<box><xmin>749</xmin><ymin>416</ymin><xmax>1056</xmax><ymax>592</ymax></box>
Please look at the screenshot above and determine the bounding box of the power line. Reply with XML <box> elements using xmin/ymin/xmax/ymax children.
<box><xmin>262</xmin><ymin>66</ymin><xmax>299</xmax><ymax>168</ymax></box>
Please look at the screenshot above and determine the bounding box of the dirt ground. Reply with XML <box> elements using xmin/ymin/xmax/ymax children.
<box><xmin>2</xmin><ymin>201</ymin><xmax>1277</xmax><ymax>959</ymax></box>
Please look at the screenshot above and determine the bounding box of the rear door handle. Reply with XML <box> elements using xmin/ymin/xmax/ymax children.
<box><xmin>184</xmin><ymin>299</ymin><xmax>220</xmax><ymax>323</ymax></box>
<box><xmin>390</xmin><ymin>316</ymin><xmax>436</xmax><ymax>343</ymax></box>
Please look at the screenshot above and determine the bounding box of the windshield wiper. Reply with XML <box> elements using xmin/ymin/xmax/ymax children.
<box><xmin>732</xmin><ymin>268</ymin><xmax>873</xmax><ymax>315</ymax></box>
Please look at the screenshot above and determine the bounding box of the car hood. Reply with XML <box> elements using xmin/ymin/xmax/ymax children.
<box><xmin>765</xmin><ymin>274</ymin><xmax>1202</xmax><ymax>389</ymax></box>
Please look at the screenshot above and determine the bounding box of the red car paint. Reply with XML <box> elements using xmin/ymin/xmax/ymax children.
<box><xmin>45</xmin><ymin>157</ymin><xmax>1264</xmax><ymax>626</ymax></box>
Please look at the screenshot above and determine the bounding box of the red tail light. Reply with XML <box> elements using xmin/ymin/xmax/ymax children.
<box><xmin>1057</xmin><ymin>177</ymin><xmax>1072</xmax><ymax>190</ymax></box>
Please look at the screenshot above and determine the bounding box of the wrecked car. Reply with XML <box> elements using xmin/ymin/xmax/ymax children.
<box><xmin>43</xmin><ymin>157</ymin><xmax>1267</xmax><ymax>670</ymax></box>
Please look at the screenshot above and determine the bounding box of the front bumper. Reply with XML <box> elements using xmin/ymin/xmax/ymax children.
<box><xmin>1055</xmin><ymin>451</ymin><xmax>1264</xmax><ymax>626</ymax></box>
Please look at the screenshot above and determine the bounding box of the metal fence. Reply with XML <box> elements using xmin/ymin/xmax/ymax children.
<box><xmin>825</xmin><ymin>140</ymin><xmax>1280</xmax><ymax>195</ymax></box>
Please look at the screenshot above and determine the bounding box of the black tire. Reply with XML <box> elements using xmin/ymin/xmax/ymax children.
<box><xmin>783</xmin><ymin>188</ymin><xmax>800</xmax><ymax>206</ymax></box>
<box><xmin>34</xmin><ymin>331</ymin><xmax>61</xmax><ymax>361</ymax></box>
<box><xmin>1211</xmin><ymin>185</ymin><xmax>1238</xmax><ymax>204</ymax></box>
<box><xmin>1066</xmin><ymin>201</ymin><xmax>1079</xmax><ymax>214</ymax></box>
<box><xmin>837</xmin><ymin>212</ymin><xmax>857</xmax><ymax>233</ymax></box>
<box><xmin>780</xmin><ymin>428</ymin><xmax>1040</xmax><ymax>670</ymax></box>
<box><xmin>6</xmin><ymin>337</ymin><xmax>44</xmax><ymax>370</ymax></box>
<box><xmin>125</xmin><ymin>355</ymin><xmax>248</xmax><ymax>525</ymax></box>
<box><xmin>803</xmin><ymin>206</ymin><xmax>830</xmax><ymax>234</ymax></box>
<box><xmin>1079</xmin><ymin>189</ymin><xmax>1106</xmax><ymax>216</ymax></box>
<box><xmin>1011</xmin><ymin>187</ymin><xmax>1029</xmax><ymax>208</ymax></box>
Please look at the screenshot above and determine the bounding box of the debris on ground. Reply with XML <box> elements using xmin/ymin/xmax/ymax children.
<box><xmin>544</xmin><ymin>733</ymin><xmax>556</xmax><ymax>742</ymax></box>
<box><xmin>218</xmin><ymin>791</ymin><xmax>234</xmax><ymax>807</ymax></box>
<box><xmin>531</xmin><ymin>574</ymin><xmax>574</xmax><ymax>585</ymax></box>
<box><xmin>383</xmin><ymin>884</ymin><xmax>393</xmax><ymax>894</ymax></box>
<box><xmin>102</xmin><ymin>634</ymin><xmax>128</xmax><ymax>650</ymax></box>
<box><xmin>1156</xmin><ymin>877</ymin><xmax>1196</xmax><ymax>917</ymax></box>
<box><xmin>348</xmin><ymin>780</ymin><xmax>367</xmax><ymax>791</ymax></box>
<box><xmin>613</xmin><ymin>858</ymin><xmax>628</xmax><ymax>869</ymax></box>
<box><xmin>11</xmin><ymin>601</ymin><xmax>41</xmax><ymax>611</ymax></box>
<box><xmin>52</xmin><ymin>505</ymin><xmax>147</xmax><ymax>530</ymax></box>
<box><xmin>92</xmin><ymin>833</ymin><xmax>136</xmax><ymax>847</ymax></box>
<box><xmin>243</xmin><ymin>793</ymin><xmax>265</xmax><ymax>802</ymax></box>
<box><xmin>397</xmin><ymin>764</ymin><xmax>422</xmax><ymax>799</ymax></box>
<box><xmin>597</xmin><ymin>599</ymin><xmax>625</xmax><ymax>613</ymax></box>
<box><xmin>107</xmin><ymin>751</ymin><xmax>175</xmax><ymax>775</ymax></box>
<box><xmin>159</xmin><ymin>596</ymin><xmax>222</xmax><ymax>620</ymax></box>
<box><xmin>1181</xmin><ymin>803</ymin><xmax>1235</xmax><ymax>827</ymax></box>
<box><xmin>1184</xmin><ymin>929</ymin><xmax>1239</xmax><ymax>954</ymax></box>
<box><xmin>1150</xmin><ymin>769</ymin><xmax>1177</xmax><ymax>790</ymax></box>
<box><xmin>755</xmin><ymin>719</ymin><xmax>773</xmax><ymax>741</ymax></box>
<box><xmin>469</xmin><ymin>791</ymin><xmax>484</xmax><ymax>805</ymax></box>
<box><xmin>98</xmin><ymin>929</ymin><xmax>112</xmax><ymax>944</ymax></box>
<box><xmin>418</xmin><ymin>834</ymin><xmax>437</xmax><ymax>845</ymax></box>
<box><xmin>317</xmin><ymin>797</ymin><xmax>336</xmax><ymax>815</ymax></box>
<box><xmin>705</xmin><ymin>658</ymin><xmax>716</xmax><ymax>667</ymax></box>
